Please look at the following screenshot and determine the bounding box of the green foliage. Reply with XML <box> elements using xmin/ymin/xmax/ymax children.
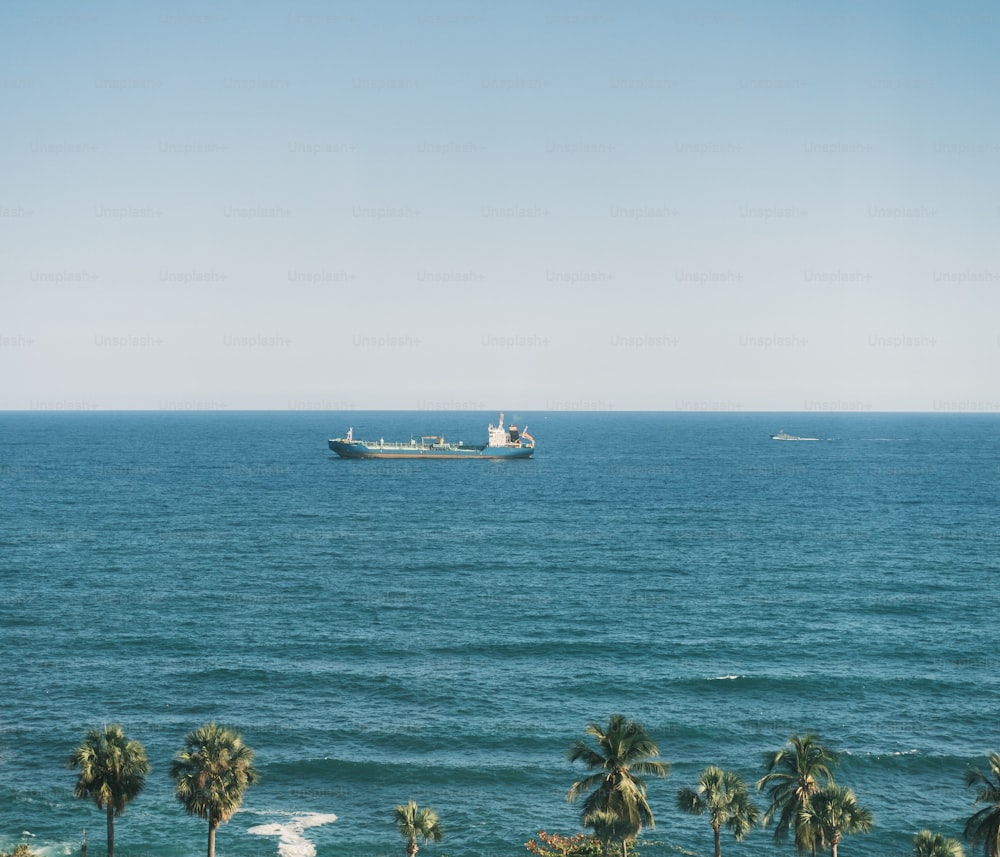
<box><xmin>756</xmin><ymin>733</ymin><xmax>838</xmax><ymax>853</ymax></box>
<box><xmin>67</xmin><ymin>723</ymin><xmax>150</xmax><ymax>857</ymax></box>
<box><xmin>964</xmin><ymin>752</ymin><xmax>1000</xmax><ymax>857</ymax></box>
<box><xmin>393</xmin><ymin>801</ymin><xmax>443</xmax><ymax>857</ymax></box>
<box><xmin>170</xmin><ymin>722</ymin><xmax>259</xmax><ymax>857</ymax></box>
<box><xmin>526</xmin><ymin>830</ymin><xmax>604</xmax><ymax>857</ymax></box>
<box><xmin>67</xmin><ymin>723</ymin><xmax>150</xmax><ymax>815</ymax></box>
<box><xmin>170</xmin><ymin>722</ymin><xmax>259</xmax><ymax>825</ymax></box>
<box><xmin>914</xmin><ymin>830</ymin><xmax>966</xmax><ymax>857</ymax></box>
<box><xmin>677</xmin><ymin>766</ymin><xmax>759</xmax><ymax>857</ymax></box>
<box><xmin>798</xmin><ymin>785</ymin><xmax>873</xmax><ymax>856</ymax></box>
<box><xmin>567</xmin><ymin>714</ymin><xmax>669</xmax><ymax>857</ymax></box>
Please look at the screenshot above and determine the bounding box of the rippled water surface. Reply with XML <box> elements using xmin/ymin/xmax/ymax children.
<box><xmin>1</xmin><ymin>411</ymin><xmax>998</xmax><ymax>857</ymax></box>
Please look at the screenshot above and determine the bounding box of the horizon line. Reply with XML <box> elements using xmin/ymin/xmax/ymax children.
<box><xmin>1</xmin><ymin>408</ymin><xmax>998</xmax><ymax>415</ymax></box>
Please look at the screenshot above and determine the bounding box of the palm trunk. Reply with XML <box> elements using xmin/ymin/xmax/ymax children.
<box><xmin>208</xmin><ymin>817</ymin><xmax>218</xmax><ymax>857</ymax></box>
<box><xmin>713</xmin><ymin>823</ymin><xmax>721</xmax><ymax>857</ymax></box>
<box><xmin>831</xmin><ymin>838</ymin><xmax>839</xmax><ymax>857</ymax></box>
<box><xmin>621</xmin><ymin>839</ymin><xmax>627</xmax><ymax>857</ymax></box>
<box><xmin>106</xmin><ymin>804</ymin><xmax>114</xmax><ymax>857</ymax></box>
<box><xmin>408</xmin><ymin>839</ymin><xmax>418</xmax><ymax>857</ymax></box>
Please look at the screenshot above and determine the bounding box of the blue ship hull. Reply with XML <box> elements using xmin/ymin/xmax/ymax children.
<box><xmin>328</xmin><ymin>413</ymin><xmax>535</xmax><ymax>460</ymax></box>
<box><xmin>328</xmin><ymin>439</ymin><xmax>533</xmax><ymax>459</ymax></box>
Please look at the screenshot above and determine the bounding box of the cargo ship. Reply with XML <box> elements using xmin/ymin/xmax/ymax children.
<box><xmin>328</xmin><ymin>413</ymin><xmax>535</xmax><ymax>459</ymax></box>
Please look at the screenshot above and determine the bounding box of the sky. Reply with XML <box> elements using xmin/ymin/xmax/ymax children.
<box><xmin>2</xmin><ymin>0</ymin><xmax>998</xmax><ymax>411</ymax></box>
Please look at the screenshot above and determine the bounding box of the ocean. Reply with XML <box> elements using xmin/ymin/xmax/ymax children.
<box><xmin>1</xmin><ymin>411</ymin><xmax>998</xmax><ymax>857</ymax></box>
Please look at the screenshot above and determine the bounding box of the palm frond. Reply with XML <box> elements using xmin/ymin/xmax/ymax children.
<box><xmin>964</xmin><ymin>753</ymin><xmax>1000</xmax><ymax>857</ymax></box>
<box><xmin>799</xmin><ymin>785</ymin><xmax>873</xmax><ymax>854</ymax></box>
<box><xmin>569</xmin><ymin>742</ymin><xmax>611</xmax><ymax>770</ymax></box>
<box><xmin>568</xmin><ymin>773</ymin><xmax>607</xmax><ymax>803</ymax></box>
<box><xmin>677</xmin><ymin>788</ymin><xmax>706</xmax><ymax>815</ymax></box>
<box><xmin>170</xmin><ymin>723</ymin><xmax>258</xmax><ymax>826</ymax></box>
<box><xmin>757</xmin><ymin>734</ymin><xmax>839</xmax><ymax>849</ymax></box>
<box><xmin>678</xmin><ymin>765</ymin><xmax>759</xmax><ymax>851</ymax></box>
<box><xmin>631</xmin><ymin>760</ymin><xmax>671</xmax><ymax>778</ymax></box>
<box><xmin>394</xmin><ymin>801</ymin><xmax>443</xmax><ymax>848</ymax></box>
<box><xmin>567</xmin><ymin>715</ymin><xmax>668</xmax><ymax>846</ymax></box>
<box><xmin>913</xmin><ymin>829</ymin><xmax>966</xmax><ymax>857</ymax></box>
<box><xmin>67</xmin><ymin>724</ymin><xmax>150</xmax><ymax>813</ymax></box>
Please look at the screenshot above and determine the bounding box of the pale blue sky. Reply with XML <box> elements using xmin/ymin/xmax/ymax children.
<box><xmin>3</xmin><ymin>1</ymin><xmax>998</xmax><ymax>410</ymax></box>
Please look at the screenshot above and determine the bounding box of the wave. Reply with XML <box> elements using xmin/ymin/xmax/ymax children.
<box><xmin>4</xmin><ymin>834</ymin><xmax>76</xmax><ymax>857</ymax></box>
<box><xmin>264</xmin><ymin>756</ymin><xmax>556</xmax><ymax>792</ymax></box>
<box><xmin>5</xmin><ymin>412</ymin><xmax>999</xmax><ymax>857</ymax></box>
<box><xmin>247</xmin><ymin>812</ymin><xmax>338</xmax><ymax>857</ymax></box>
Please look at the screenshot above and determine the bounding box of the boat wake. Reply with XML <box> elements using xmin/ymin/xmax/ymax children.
<box><xmin>247</xmin><ymin>812</ymin><xmax>338</xmax><ymax>857</ymax></box>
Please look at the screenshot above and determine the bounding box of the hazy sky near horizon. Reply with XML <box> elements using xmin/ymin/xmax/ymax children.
<box><xmin>3</xmin><ymin>0</ymin><xmax>998</xmax><ymax>411</ymax></box>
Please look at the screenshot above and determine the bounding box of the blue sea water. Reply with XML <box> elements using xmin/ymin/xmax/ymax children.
<box><xmin>1</xmin><ymin>411</ymin><xmax>998</xmax><ymax>857</ymax></box>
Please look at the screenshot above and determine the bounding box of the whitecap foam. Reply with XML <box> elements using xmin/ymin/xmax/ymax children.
<box><xmin>248</xmin><ymin>812</ymin><xmax>338</xmax><ymax>857</ymax></box>
<box><xmin>32</xmin><ymin>842</ymin><xmax>74</xmax><ymax>857</ymax></box>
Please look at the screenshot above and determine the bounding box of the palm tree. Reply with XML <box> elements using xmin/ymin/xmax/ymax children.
<box><xmin>67</xmin><ymin>724</ymin><xmax>150</xmax><ymax>857</ymax></box>
<box><xmin>566</xmin><ymin>714</ymin><xmax>670</xmax><ymax>857</ymax></box>
<box><xmin>756</xmin><ymin>733</ymin><xmax>838</xmax><ymax>853</ymax></box>
<box><xmin>677</xmin><ymin>766</ymin><xmax>759</xmax><ymax>857</ymax></box>
<box><xmin>964</xmin><ymin>752</ymin><xmax>1000</xmax><ymax>857</ymax></box>
<box><xmin>798</xmin><ymin>785</ymin><xmax>873</xmax><ymax>857</ymax></box>
<box><xmin>587</xmin><ymin>811</ymin><xmax>640</xmax><ymax>857</ymax></box>
<box><xmin>914</xmin><ymin>830</ymin><xmax>966</xmax><ymax>857</ymax></box>
<box><xmin>393</xmin><ymin>801</ymin><xmax>443</xmax><ymax>857</ymax></box>
<box><xmin>169</xmin><ymin>722</ymin><xmax>259</xmax><ymax>857</ymax></box>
